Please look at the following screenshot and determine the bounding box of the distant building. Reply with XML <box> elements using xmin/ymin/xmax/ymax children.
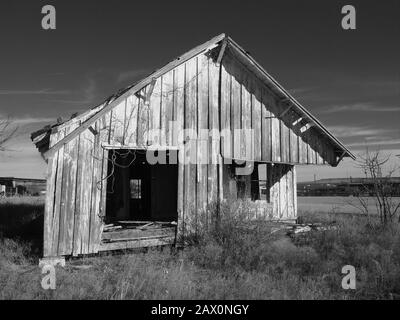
<box><xmin>0</xmin><ymin>177</ymin><xmax>46</xmax><ymax>197</ymax></box>
<box><xmin>297</xmin><ymin>177</ymin><xmax>400</xmax><ymax>196</ymax></box>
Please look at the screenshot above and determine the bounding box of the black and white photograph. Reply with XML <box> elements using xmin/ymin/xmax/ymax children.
<box><xmin>0</xmin><ymin>0</ymin><xmax>399</xmax><ymax>307</ymax></box>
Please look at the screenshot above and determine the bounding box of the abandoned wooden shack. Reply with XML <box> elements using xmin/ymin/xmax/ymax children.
<box><xmin>31</xmin><ymin>34</ymin><xmax>355</xmax><ymax>259</ymax></box>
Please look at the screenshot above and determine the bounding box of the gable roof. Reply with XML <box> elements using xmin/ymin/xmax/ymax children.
<box><xmin>36</xmin><ymin>33</ymin><xmax>355</xmax><ymax>161</ymax></box>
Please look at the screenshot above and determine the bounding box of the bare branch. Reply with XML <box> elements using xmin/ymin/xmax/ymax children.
<box><xmin>354</xmin><ymin>148</ymin><xmax>400</xmax><ymax>225</ymax></box>
<box><xmin>0</xmin><ymin>117</ymin><xmax>18</xmax><ymax>151</ymax></box>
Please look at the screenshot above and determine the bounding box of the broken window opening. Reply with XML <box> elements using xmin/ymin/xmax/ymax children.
<box><xmin>130</xmin><ymin>179</ymin><xmax>142</xmax><ymax>199</ymax></box>
<box><xmin>105</xmin><ymin>149</ymin><xmax>178</xmax><ymax>224</ymax></box>
<box><xmin>225</xmin><ymin>161</ymin><xmax>272</xmax><ymax>203</ymax></box>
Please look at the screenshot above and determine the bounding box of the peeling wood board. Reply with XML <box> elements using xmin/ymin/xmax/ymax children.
<box><xmin>110</xmin><ymin>100</ymin><xmax>126</xmax><ymax>146</ymax></box>
<box><xmin>208</xmin><ymin>56</ymin><xmax>219</xmax><ymax>209</ymax></box>
<box><xmin>72</xmin><ymin>129</ymin><xmax>94</xmax><ymax>256</ymax></box>
<box><xmin>241</xmin><ymin>70</ymin><xmax>252</xmax><ymax>160</ymax></box>
<box><xmin>220</xmin><ymin>62</ymin><xmax>232</xmax><ymax>159</ymax></box>
<box><xmin>88</xmin><ymin>120</ymin><xmax>103</xmax><ymax>254</ymax></box>
<box><xmin>43</xmin><ymin>135</ymin><xmax>59</xmax><ymax>257</ymax></box>
<box><xmin>174</xmin><ymin>64</ymin><xmax>185</xmax><ymax>238</ymax></box>
<box><xmin>184</xmin><ymin>58</ymin><xmax>198</xmax><ymax>231</ymax></box>
<box><xmin>98</xmin><ymin>236</ymin><xmax>175</xmax><ymax>252</ymax></box>
<box><xmin>148</xmin><ymin>79</ymin><xmax>162</xmax><ymax>146</ymax></box>
<box><xmin>52</xmin><ymin>129</ymin><xmax>65</xmax><ymax>256</ymax></box>
<box><xmin>197</xmin><ymin>54</ymin><xmax>209</xmax><ymax>215</ymax></box>
<box><xmin>161</xmin><ymin>71</ymin><xmax>174</xmax><ymax>146</ymax></box>
<box><xmin>252</xmin><ymin>79</ymin><xmax>262</xmax><ymax>162</ymax></box>
<box><xmin>137</xmin><ymin>87</ymin><xmax>149</xmax><ymax>147</ymax></box>
<box><xmin>231</xmin><ymin>70</ymin><xmax>241</xmax><ymax>160</ymax></box>
<box><xmin>58</xmin><ymin>123</ymin><xmax>79</xmax><ymax>256</ymax></box>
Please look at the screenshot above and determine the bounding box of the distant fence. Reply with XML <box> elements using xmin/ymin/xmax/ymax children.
<box><xmin>297</xmin><ymin>182</ymin><xmax>400</xmax><ymax>197</ymax></box>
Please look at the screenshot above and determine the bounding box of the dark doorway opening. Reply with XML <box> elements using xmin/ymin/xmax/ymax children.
<box><xmin>105</xmin><ymin>149</ymin><xmax>178</xmax><ymax>223</ymax></box>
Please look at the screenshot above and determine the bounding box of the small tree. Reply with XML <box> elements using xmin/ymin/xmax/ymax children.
<box><xmin>355</xmin><ymin>150</ymin><xmax>400</xmax><ymax>225</ymax></box>
<box><xmin>0</xmin><ymin>117</ymin><xmax>18</xmax><ymax>151</ymax></box>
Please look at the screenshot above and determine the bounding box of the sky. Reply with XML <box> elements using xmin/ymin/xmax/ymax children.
<box><xmin>0</xmin><ymin>0</ymin><xmax>399</xmax><ymax>181</ymax></box>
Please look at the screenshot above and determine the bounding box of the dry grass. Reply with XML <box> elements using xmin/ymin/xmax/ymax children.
<box><xmin>1</xmin><ymin>197</ymin><xmax>400</xmax><ymax>300</ymax></box>
<box><xmin>298</xmin><ymin>196</ymin><xmax>400</xmax><ymax>216</ymax></box>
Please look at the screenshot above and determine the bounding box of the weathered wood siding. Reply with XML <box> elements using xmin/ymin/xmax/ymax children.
<box><xmin>44</xmin><ymin>113</ymin><xmax>109</xmax><ymax>257</ymax></box>
<box><xmin>43</xmin><ymin>48</ymin><xmax>336</xmax><ymax>257</ymax></box>
<box><xmin>220</xmin><ymin>51</ymin><xmax>337</xmax><ymax>166</ymax></box>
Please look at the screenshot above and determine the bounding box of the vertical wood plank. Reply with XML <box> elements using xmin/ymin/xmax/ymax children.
<box><xmin>279</xmin><ymin>165</ymin><xmax>286</xmax><ymax>218</ymax></box>
<box><xmin>270</xmin><ymin>164</ymin><xmax>279</xmax><ymax>219</ymax></box>
<box><xmin>287</xmin><ymin>166</ymin><xmax>294</xmax><ymax>219</ymax></box>
<box><xmin>221</xmin><ymin>62</ymin><xmax>231</xmax><ymax>159</ymax></box>
<box><xmin>110</xmin><ymin>100</ymin><xmax>126</xmax><ymax>145</ymax></box>
<box><xmin>241</xmin><ymin>72</ymin><xmax>252</xmax><ymax>160</ymax></box>
<box><xmin>197</xmin><ymin>54</ymin><xmax>209</xmax><ymax>215</ymax></box>
<box><xmin>252</xmin><ymin>80</ymin><xmax>262</xmax><ymax>162</ymax></box>
<box><xmin>72</xmin><ymin>131</ymin><xmax>82</xmax><ymax>256</ymax></box>
<box><xmin>137</xmin><ymin>88</ymin><xmax>149</xmax><ymax>147</ymax></box>
<box><xmin>289</xmin><ymin>113</ymin><xmax>299</xmax><ymax>164</ymax></box>
<box><xmin>58</xmin><ymin>123</ymin><xmax>79</xmax><ymax>256</ymax></box>
<box><xmin>43</xmin><ymin>134</ymin><xmax>59</xmax><ymax>257</ymax></box>
<box><xmin>208</xmin><ymin>56</ymin><xmax>219</xmax><ymax>208</ymax></box>
<box><xmin>125</xmin><ymin>95</ymin><xmax>138</xmax><ymax>146</ymax></box>
<box><xmin>293</xmin><ymin>166</ymin><xmax>297</xmax><ymax>219</ymax></box>
<box><xmin>82</xmin><ymin>130</ymin><xmax>94</xmax><ymax>255</ymax></box>
<box><xmin>174</xmin><ymin>64</ymin><xmax>185</xmax><ymax>238</ymax></box>
<box><xmin>161</xmin><ymin>71</ymin><xmax>174</xmax><ymax>146</ymax></box>
<box><xmin>88</xmin><ymin>120</ymin><xmax>102</xmax><ymax>254</ymax></box>
<box><xmin>52</xmin><ymin>130</ymin><xmax>65</xmax><ymax>256</ymax></box>
<box><xmin>299</xmin><ymin>131</ymin><xmax>308</xmax><ymax>164</ymax></box>
<box><xmin>316</xmin><ymin>137</ymin><xmax>324</xmax><ymax>165</ymax></box>
<box><xmin>280</xmin><ymin>121</ymin><xmax>289</xmax><ymax>163</ymax></box>
<box><xmin>307</xmin><ymin>129</ymin><xmax>316</xmax><ymax>164</ymax></box>
<box><xmin>73</xmin><ymin>129</ymin><xmax>93</xmax><ymax>256</ymax></box>
<box><xmin>184</xmin><ymin>58</ymin><xmax>198</xmax><ymax>231</ymax></box>
<box><xmin>271</xmin><ymin>115</ymin><xmax>280</xmax><ymax>162</ymax></box>
<box><xmin>231</xmin><ymin>65</ymin><xmax>241</xmax><ymax>160</ymax></box>
<box><xmin>97</xmin><ymin>113</ymin><xmax>111</xmax><ymax>251</ymax></box>
<box><xmin>148</xmin><ymin>79</ymin><xmax>162</xmax><ymax>146</ymax></box>
<box><xmin>261</xmin><ymin>96</ymin><xmax>271</xmax><ymax>162</ymax></box>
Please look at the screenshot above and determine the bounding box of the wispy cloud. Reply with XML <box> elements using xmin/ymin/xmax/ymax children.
<box><xmin>321</xmin><ymin>102</ymin><xmax>400</xmax><ymax>114</ymax></box>
<box><xmin>13</xmin><ymin>117</ymin><xmax>55</xmax><ymax>125</ymax></box>
<box><xmin>360</xmin><ymin>80</ymin><xmax>400</xmax><ymax>94</ymax></box>
<box><xmin>328</xmin><ymin>125</ymin><xmax>395</xmax><ymax>138</ymax></box>
<box><xmin>117</xmin><ymin>69</ymin><xmax>150</xmax><ymax>83</ymax></box>
<box><xmin>288</xmin><ymin>86</ymin><xmax>319</xmax><ymax>95</ymax></box>
<box><xmin>82</xmin><ymin>77</ymin><xmax>97</xmax><ymax>103</ymax></box>
<box><xmin>0</xmin><ymin>113</ymin><xmax>54</xmax><ymax>124</ymax></box>
<box><xmin>347</xmin><ymin>139</ymin><xmax>400</xmax><ymax>148</ymax></box>
<box><xmin>328</xmin><ymin>125</ymin><xmax>400</xmax><ymax>150</ymax></box>
<box><xmin>45</xmin><ymin>75</ymin><xmax>98</xmax><ymax>106</ymax></box>
<box><xmin>0</xmin><ymin>88</ymin><xmax>70</xmax><ymax>95</ymax></box>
